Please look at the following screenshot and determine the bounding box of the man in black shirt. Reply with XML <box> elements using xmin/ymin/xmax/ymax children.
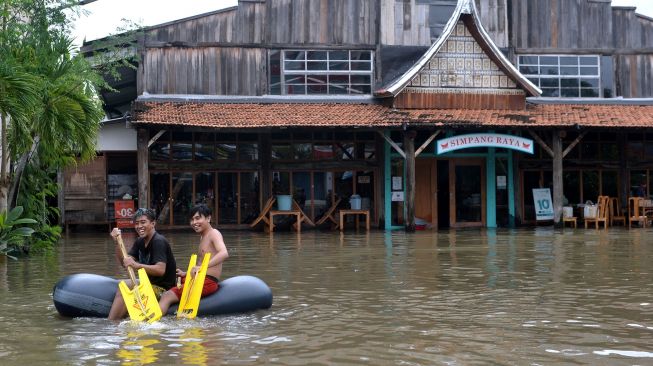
<box><xmin>108</xmin><ymin>208</ymin><xmax>176</xmax><ymax>321</ymax></box>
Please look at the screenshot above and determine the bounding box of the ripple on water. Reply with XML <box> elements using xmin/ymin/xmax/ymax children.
<box><xmin>3</xmin><ymin>229</ymin><xmax>653</xmax><ymax>364</ymax></box>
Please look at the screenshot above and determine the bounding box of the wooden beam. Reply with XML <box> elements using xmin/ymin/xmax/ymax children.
<box><xmin>415</xmin><ymin>130</ymin><xmax>441</xmax><ymax>157</ymax></box>
<box><xmin>137</xmin><ymin>128</ymin><xmax>149</xmax><ymax>209</ymax></box>
<box><xmin>552</xmin><ymin>132</ymin><xmax>563</xmax><ymax>225</ymax></box>
<box><xmin>147</xmin><ymin>130</ymin><xmax>166</xmax><ymax>148</ymax></box>
<box><xmin>377</xmin><ymin>131</ymin><xmax>405</xmax><ymax>159</ymax></box>
<box><xmin>404</xmin><ymin>131</ymin><xmax>416</xmax><ymax>232</ymax></box>
<box><xmin>528</xmin><ymin>130</ymin><xmax>553</xmax><ymax>157</ymax></box>
<box><xmin>562</xmin><ymin>130</ymin><xmax>588</xmax><ymax>158</ymax></box>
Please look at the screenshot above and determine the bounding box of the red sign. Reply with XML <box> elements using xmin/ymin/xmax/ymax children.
<box><xmin>114</xmin><ymin>200</ymin><xmax>135</xmax><ymax>228</ymax></box>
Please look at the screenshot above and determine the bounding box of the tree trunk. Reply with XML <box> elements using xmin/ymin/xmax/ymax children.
<box><xmin>0</xmin><ymin>112</ymin><xmax>10</xmax><ymax>213</ymax></box>
<box><xmin>8</xmin><ymin>137</ymin><xmax>39</xmax><ymax>210</ymax></box>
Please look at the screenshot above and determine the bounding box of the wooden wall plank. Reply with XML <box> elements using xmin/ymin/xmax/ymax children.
<box><xmin>393</xmin><ymin>91</ymin><xmax>525</xmax><ymax>109</ymax></box>
<box><xmin>142</xmin><ymin>47</ymin><xmax>266</xmax><ymax>95</ymax></box>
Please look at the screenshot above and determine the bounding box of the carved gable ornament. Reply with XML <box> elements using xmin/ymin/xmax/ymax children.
<box><xmin>376</xmin><ymin>0</ymin><xmax>541</xmax><ymax>99</ymax></box>
<box><xmin>407</xmin><ymin>21</ymin><xmax>520</xmax><ymax>96</ymax></box>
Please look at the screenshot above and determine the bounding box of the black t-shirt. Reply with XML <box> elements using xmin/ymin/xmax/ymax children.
<box><xmin>128</xmin><ymin>232</ymin><xmax>176</xmax><ymax>289</ymax></box>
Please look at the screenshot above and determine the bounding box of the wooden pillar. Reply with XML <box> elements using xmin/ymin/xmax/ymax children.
<box><xmin>618</xmin><ymin>133</ymin><xmax>628</xmax><ymax>207</ymax></box>
<box><xmin>375</xmin><ymin>132</ymin><xmax>386</xmax><ymax>228</ymax></box>
<box><xmin>486</xmin><ymin>147</ymin><xmax>497</xmax><ymax>228</ymax></box>
<box><xmin>404</xmin><ymin>130</ymin><xmax>416</xmax><ymax>232</ymax></box>
<box><xmin>260</xmin><ymin>133</ymin><xmax>272</xmax><ymax>202</ymax></box>
<box><xmin>552</xmin><ymin>131</ymin><xmax>563</xmax><ymax>225</ymax></box>
<box><xmin>137</xmin><ymin>128</ymin><xmax>149</xmax><ymax>208</ymax></box>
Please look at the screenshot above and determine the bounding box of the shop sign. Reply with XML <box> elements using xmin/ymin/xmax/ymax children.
<box><xmin>114</xmin><ymin>199</ymin><xmax>135</xmax><ymax>228</ymax></box>
<box><xmin>437</xmin><ymin>133</ymin><xmax>534</xmax><ymax>155</ymax></box>
<box><xmin>532</xmin><ymin>188</ymin><xmax>554</xmax><ymax>220</ymax></box>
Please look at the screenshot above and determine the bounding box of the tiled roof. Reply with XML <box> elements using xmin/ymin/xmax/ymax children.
<box><xmin>132</xmin><ymin>102</ymin><xmax>395</xmax><ymax>128</ymax></box>
<box><xmin>391</xmin><ymin>104</ymin><xmax>653</xmax><ymax>128</ymax></box>
<box><xmin>132</xmin><ymin>101</ymin><xmax>653</xmax><ymax>129</ymax></box>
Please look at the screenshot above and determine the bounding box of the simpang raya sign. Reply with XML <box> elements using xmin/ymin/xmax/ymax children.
<box><xmin>437</xmin><ymin>133</ymin><xmax>534</xmax><ymax>155</ymax></box>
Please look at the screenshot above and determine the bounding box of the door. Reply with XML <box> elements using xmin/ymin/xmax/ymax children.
<box><xmin>63</xmin><ymin>155</ymin><xmax>107</xmax><ymax>223</ymax></box>
<box><xmin>449</xmin><ymin>159</ymin><xmax>485</xmax><ymax>228</ymax></box>
<box><xmin>415</xmin><ymin>159</ymin><xmax>437</xmax><ymax>226</ymax></box>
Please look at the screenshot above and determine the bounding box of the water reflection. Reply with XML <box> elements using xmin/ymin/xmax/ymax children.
<box><xmin>116</xmin><ymin>331</ymin><xmax>161</xmax><ymax>365</ymax></box>
<box><xmin>1</xmin><ymin>229</ymin><xmax>653</xmax><ymax>364</ymax></box>
<box><xmin>177</xmin><ymin>328</ymin><xmax>209</xmax><ymax>366</ymax></box>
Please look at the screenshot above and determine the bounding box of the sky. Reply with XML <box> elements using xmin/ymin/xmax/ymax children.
<box><xmin>72</xmin><ymin>0</ymin><xmax>237</xmax><ymax>45</ymax></box>
<box><xmin>72</xmin><ymin>0</ymin><xmax>653</xmax><ymax>47</ymax></box>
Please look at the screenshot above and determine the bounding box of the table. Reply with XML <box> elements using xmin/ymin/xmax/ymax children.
<box><xmin>268</xmin><ymin>210</ymin><xmax>302</xmax><ymax>233</ymax></box>
<box><xmin>338</xmin><ymin>209</ymin><xmax>370</xmax><ymax>232</ymax></box>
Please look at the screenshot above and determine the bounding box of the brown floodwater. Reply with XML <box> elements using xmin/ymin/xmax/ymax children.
<box><xmin>0</xmin><ymin>227</ymin><xmax>652</xmax><ymax>365</ymax></box>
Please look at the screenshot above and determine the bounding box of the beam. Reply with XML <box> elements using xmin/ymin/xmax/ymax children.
<box><xmin>562</xmin><ymin>130</ymin><xmax>588</xmax><ymax>158</ymax></box>
<box><xmin>147</xmin><ymin>130</ymin><xmax>166</xmax><ymax>148</ymax></box>
<box><xmin>377</xmin><ymin>131</ymin><xmax>405</xmax><ymax>159</ymax></box>
<box><xmin>137</xmin><ymin>128</ymin><xmax>149</xmax><ymax>209</ymax></box>
<box><xmin>415</xmin><ymin>130</ymin><xmax>441</xmax><ymax>157</ymax></box>
<box><xmin>404</xmin><ymin>131</ymin><xmax>416</xmax><ymax>232</ymax></box>
<box><xmin>552</xmin><ymin>131</ymin><xmax>563</xmax><ymax>224</ymax></box>
<box><xmin>528</xmin><ymin>130</ymin><xmax>553</xmax><ymax>157</ymax></box>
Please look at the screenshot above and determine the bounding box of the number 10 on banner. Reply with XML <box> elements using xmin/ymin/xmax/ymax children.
<box><xmin>532</xmin><ymin>188</ymin><xmax>554</xmax><ymax>220</ymax></box>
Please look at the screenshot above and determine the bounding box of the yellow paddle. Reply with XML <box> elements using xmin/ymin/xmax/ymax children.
<box><xmin>177</xmin><ymin>253</ymin><xmax>211</xmax><ymax>319</ymax></box>
<box><xmin>116</xmin><ymin>234</ymin><xmax>162</xmax><ymax>323</ymax></box>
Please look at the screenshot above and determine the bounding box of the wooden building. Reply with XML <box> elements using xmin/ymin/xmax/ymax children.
<box><xmin>67</xmin><ymin>0</ymin><xmax>653</xmax><ymax>231</ymax></box>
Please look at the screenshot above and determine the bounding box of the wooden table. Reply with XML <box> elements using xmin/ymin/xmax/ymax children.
<box><xmin>268</xmin><ymin>210</ymin><xmax>302</xmax><ymax>233</ymax></box>
<box><xmin>338</xmin><ymin>209</ymin><xmax>370</xmax><ymax>232</ymax></box>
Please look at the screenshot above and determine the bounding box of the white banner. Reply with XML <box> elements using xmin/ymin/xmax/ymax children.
<box><xmin>437</xmin><ymin>133</ymin><xmax>534</xmax><ymax>155</ymax></box>
<box><xmin>532</xmin><ymin>188</ymin><xmax>554</xmax><ymax>220</ymax></box>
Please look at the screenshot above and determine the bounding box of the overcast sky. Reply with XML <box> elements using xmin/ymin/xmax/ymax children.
<box><xmin>72</xmin><ymin>0</ymin><xmax>653</xmax><ymax>47</ymax></box>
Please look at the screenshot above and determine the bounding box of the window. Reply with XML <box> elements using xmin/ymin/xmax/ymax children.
<box><xmin>270</xmin><ymin>131</ymin><xmax>375</xmax><ymax>161</ymax></box>
<box><xmin>269</xmin><ymin>50</ymin><xmax>374</xmax><ymax>95</ymax></box>
<box><xmin>518</xmin><ymin>55</ymin><xmax>600</xmax><ymax>97</ymax></box>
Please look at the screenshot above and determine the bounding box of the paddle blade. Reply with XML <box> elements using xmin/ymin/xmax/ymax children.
<box><xmin>177</xmin><ymin>253</ymin><xmax>211</xmax><ymax>319</ymax></box>
<box><xmin>177</xmin><ymin>254</ymin><xmax>197</xmax><ymax>317</ymax></box>
<box><xmin>119</xmin><ymin>269</ymin><xmax>162</xmax><ymax>323</ymax></box>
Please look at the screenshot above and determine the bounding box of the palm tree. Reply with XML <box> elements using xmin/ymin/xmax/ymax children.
<box><xmin>1</xmin><ymin>0</ymin><xmax>104</xmax><ymax>215</ymax></box>
<box><xmin>0</xmin><ymin>57</ymin><xmax>39</xmax><ymax>213</ymax></box>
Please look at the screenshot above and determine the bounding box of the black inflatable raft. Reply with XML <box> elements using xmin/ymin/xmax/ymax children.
<box><xmin>53</xmin><ymin>274</ymin><xmax>272</xmax><ymax>318</ymax></box>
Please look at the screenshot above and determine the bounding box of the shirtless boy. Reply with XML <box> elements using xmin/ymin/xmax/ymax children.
<box><xmin>158</xmin><ymin>204</ymin><xmax>229</xmax><ymax>316</ymax></box>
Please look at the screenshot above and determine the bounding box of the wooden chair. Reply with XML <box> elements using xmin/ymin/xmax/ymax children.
<box><xmin>315</xmin><ymin>198</ymin><xmax>341</xmax><ymax>228</ymax></box>
<box><xmin>608</xmin><ymin>197</ymin><xmax>626</xmax><ymax>226</ymax></box>
<box><xmin>249</xmin><ymin>197</ymin><xmax>276</xmax><ymax>229</ymax></box>
<box><xmin>584</xmin><ymin>195</ymin><xmax>609</xmax><ymax>229</ymax></box>
<box><xmin>562</xmin><ymin>206</ymin><xmax>577</xmax><ymax>228</ymax></box>
<box><xmin>628</xmin><ymin>197</ymin><xmax>648</xmax><ymax>228</ymax></box>
<box><xmin>562</xmin><ymin>216</ymin><xmax>577</xmax><ymax>228</ymax></box>
<box><xmin>292</xmin><ymin>199</ymin><xmax>315</xmax><ymax>231</ymax></box>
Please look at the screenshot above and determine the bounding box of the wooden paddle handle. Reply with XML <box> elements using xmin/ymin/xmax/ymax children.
<box><xmin>115</xmin><ymin>233</ymin><xmax>138</xmax><ymax>288</ymax></box>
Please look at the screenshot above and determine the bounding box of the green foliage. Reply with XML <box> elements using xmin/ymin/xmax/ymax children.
<box><xmin>0</xmin><ymin>206</ymin><xmax>37</xmax><ymax>259</ymax></box>
<box><xmin>16</xmin><ymin>161</ymin><xmax>61</xmax><ymax>253</ymax></box>
<box><xmin>0</xmin><ymin>0</ymin><xmax>117</xmax><ymax>256</ymax></box>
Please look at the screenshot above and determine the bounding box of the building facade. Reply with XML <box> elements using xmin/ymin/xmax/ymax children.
<box><xmin>65</xmin><ymin>0</ymin><xmax>653</xmax><ymax>231</ymax></box>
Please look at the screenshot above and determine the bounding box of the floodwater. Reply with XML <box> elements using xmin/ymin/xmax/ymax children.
<box><xmin>0</xmin><ymin>227</ymin><xmax>652</xmax><ymax>365</ymax></box>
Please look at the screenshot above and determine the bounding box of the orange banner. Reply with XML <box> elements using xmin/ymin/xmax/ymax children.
<box><xmin>115</xmin><ymin>200</ymin><xmax>135</xmax><ymax>228</ymax></box>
